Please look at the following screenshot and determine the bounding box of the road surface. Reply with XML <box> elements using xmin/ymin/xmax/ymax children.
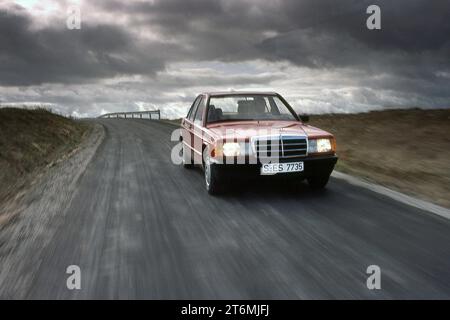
<box><xmin>10</xmin><ymin>119</ymin><xmax>450</xmax><ymax>299</ymax></box>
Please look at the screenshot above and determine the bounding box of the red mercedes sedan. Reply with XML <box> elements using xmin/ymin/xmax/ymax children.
<box><xmin>180</xmin><ymin>92</ymin><xmax>337</xmax><ymax>194</ymax></box>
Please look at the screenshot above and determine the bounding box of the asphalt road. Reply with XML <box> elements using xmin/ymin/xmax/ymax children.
<box><xmin>21</xmin><ymin>119</ymin><xmax>450</xmax><ymax>299</ymax></box>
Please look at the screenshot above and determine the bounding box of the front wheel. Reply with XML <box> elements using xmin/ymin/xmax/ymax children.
<box><xmin>204</xmin><ymin>154</ymin><xmax>222</xmax><ymax>195</ymax></box>
<box><xmin>307</xmin><ymin>174</ymin><xmax>331</xmax><ymax>189</ymax></box>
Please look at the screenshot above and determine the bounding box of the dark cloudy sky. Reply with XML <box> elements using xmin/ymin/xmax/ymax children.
<box><xmin>0</xmin><ymin>0</ymin><xmax>449</xmax><ymax>118</ymax></box>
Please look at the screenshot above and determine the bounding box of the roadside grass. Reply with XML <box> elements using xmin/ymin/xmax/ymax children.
<box><xmin>0</xmin><ymin>107</ymin><xmax>90</xmax><ymax>205</ymax></box>
<box><xmin>309</xmin><ymin>109</ymin><xmax>450</xmax><ymax>208</ymax></box>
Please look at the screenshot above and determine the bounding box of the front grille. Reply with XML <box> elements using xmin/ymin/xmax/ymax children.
<box><xmin>254</xmin><ymin>136</ymin><xmax>307</xmax><ymax>161</ymax></box>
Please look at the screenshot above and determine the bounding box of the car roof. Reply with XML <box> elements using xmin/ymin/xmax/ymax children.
<box><xmin>202</xmin><ymin>91</ymin><xmax>279</xmax><ymax>97</ymax></box>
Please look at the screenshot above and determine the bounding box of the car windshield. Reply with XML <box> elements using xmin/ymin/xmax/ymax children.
<box><xmin>206</xmin><ymin>95</ymin><xmax>297</xmax><ymax>123</ymax></box>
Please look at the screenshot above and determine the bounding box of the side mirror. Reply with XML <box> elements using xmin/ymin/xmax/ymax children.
<box><xmin>298</xmin><ymin>114</ymin><xmax>309</xmax><ymax>123</ymax></box>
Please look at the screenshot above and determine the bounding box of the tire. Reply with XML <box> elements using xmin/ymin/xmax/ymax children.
<box><xmin>181</xmin><ymin>143</ymin><xmax>194</xmax><ymax>169</ymax></box>
<box><xmin>204</xmin><ymin>154</ymin><xmax>222</xmax><ymax>195</ymax></box>
<box><xmin>307</xmin><ymin>173</ymin><xmax>331</xmax><ymax>189</ymax></box>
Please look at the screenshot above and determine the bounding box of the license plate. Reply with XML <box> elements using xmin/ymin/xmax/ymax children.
<box><xmin>261</xmin><ymin>162</ymin><xmax>304</xmax><ymax>175</ymax></box>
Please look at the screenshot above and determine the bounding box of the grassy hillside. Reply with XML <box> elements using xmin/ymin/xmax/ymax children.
<box><xmin>309</xmin><ymin>109</ymin><xmax>450</xmax><ymax>208</ymax></box>
<box><xmin>0</xmin><ymin>108</ymin><xmax>90</xmax><ymax>204</ymax></box>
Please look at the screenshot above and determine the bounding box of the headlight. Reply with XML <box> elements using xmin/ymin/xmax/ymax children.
<box><xmin>308</xmin><ymin>138</ymin><xmax>332</xmax><ymax>153</ymax></box>
<box><xmin>222</xmin><ymin>142</ymin><xmax>241</xmax><ymax>156</ymax></box>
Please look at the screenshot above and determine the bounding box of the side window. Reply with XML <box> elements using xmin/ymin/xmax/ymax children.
<box><xmin>188</xmin><ymin>97</ymin><xmax>200</xmax><ymax>121</ymax></box>
<box><xmin>194</xmin><ymin>96</ymin><xmax>206</xmax><ymax>126</ymax></box>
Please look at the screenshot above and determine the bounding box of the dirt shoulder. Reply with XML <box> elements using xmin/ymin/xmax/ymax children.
<box><xmin>309</xmin><ymin>109</ymin><xmax>450</xmax><ymax>208</ymax></box>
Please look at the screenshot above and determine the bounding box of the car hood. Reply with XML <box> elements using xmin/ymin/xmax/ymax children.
<box><xmin>206</xmin><ymin>120</ymin><xmax>332</xmax><ymax>140</ymax></box>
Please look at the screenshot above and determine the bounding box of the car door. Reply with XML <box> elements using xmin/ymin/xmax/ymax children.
<box><xmin>192</xmin><ymin>95</ymin><xmax>207</xmax><ymax>164</ymax></box>
<box><xmin>182</xmin><ymin>96</ymin><xmax>201</xmax><ymax>157</ymax></box>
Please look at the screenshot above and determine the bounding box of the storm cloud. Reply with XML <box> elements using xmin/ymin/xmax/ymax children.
<box><xmin>0</xmin><ymin>0</ymin><xmax>449</xmax><ymax>117</ymax></box>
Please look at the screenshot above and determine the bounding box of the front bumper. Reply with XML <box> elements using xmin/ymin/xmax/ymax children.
<box><xmin>212</xmin><ymin>155</ymin><xmax>338</xmax><ymax>180</ymax></box>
